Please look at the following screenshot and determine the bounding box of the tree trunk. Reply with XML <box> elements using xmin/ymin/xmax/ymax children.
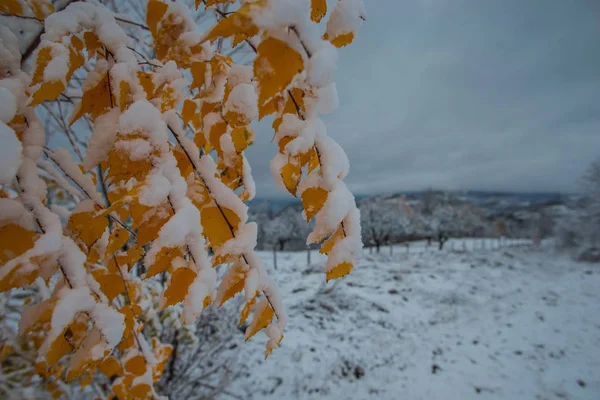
<box><xmin>272</xmin><ymin>247</ymin><xmax>277</xmax><ymax>270</ymax></box>
<box><xmin>279</xmin><ymin>240</ymin><xmax>285</xmax><ymax>251</ymax></box>
<box><xmin>376</xmin><ymin>242</ymin><xmax>380</xmax><ymax>253</ymax></box>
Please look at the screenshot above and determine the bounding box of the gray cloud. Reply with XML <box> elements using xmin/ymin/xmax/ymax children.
<box><xmin>246</xmin><ymin>0</ymin><xmax>600</xmax><ymax>198</ymax></box>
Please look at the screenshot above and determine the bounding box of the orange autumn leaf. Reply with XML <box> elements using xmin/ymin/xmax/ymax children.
<box><xmin>280</xmin><ymin>162</ymin><xmax>301</xmax><ymax>197</ymax></box>
<box><xmin>244</xmin><ymin>298</ymin><xmax>274</xmax><ymax>341</ymax></box>
<box><xmin>311</xmin><ymin>0</ymin><xmax>327</xmax><ymax>22</ymax></box>
<box><xmin>326</xmin><ymin>261</ymin><xmax>353</xmax><ymax>282</ymax></box>
<box><xmin>254</xmin><ymin>37</ymin><xmax>304</xmax><ymax>107</ymax></box>
<box><xmin>200</xmin><ymin>206</ymin><xmax>240</xmax><ymax>248</ymax></box>
<box><xmin>161</xmin><ymin>267</ymin><xmax>197</xmax><ymax>309</ymax></box>
<box><xmin>301</xmin><ymin>187</ymin><xmax>328</xmax><ymax>221</ymax></box>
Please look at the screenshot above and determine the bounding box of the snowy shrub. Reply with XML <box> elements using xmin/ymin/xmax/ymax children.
<box><xmin>0</xmin><ymin>0</ymin><xmax>365</xmax><ymax>397</ymax></box>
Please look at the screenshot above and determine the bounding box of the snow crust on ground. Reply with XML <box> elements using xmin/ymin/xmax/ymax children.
<box><xmin>224</xmin><ymin>240</ymin><xmax>600</xmax><ymax>400</ymax></box>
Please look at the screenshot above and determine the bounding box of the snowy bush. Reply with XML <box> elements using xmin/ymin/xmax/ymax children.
<box><xmin>0</xmin><ymin>0</ymin><xmax>365</xmax><ymax>397</ymax></box>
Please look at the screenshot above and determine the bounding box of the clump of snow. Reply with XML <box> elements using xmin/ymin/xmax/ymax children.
<box><xmin>0</xmin><ymin>121</ymin><xmax>23</xmax><ymax>184</ymax></box>
<box><xmin>0</xmin><ymin>87</ymin><xmax>17</xmax><ymax>123</ymax></box>
<box><xmin>224</xmin><ymin>83</ymin><xmax>258</xmax><ymax>122</ymax></box>
<box><xmin>83</xmin><ymin>108</ymin><xmax>119</xmax><ymax>171</ymax></box>
<box><xmin>325</xmin><ymin>0</ymin><xmax>367</xmax><ymax>40</ymax></box>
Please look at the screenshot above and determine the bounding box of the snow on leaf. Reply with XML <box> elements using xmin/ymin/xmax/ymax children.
<box><xmin>320</xmin><ymin>225</ymin><xmax>344</xmax><ymax>255</ymax></box>
<box><xmin>67</xmin><ymin>206</ymin><xmax>109</xmax><ymax>248</ymax></box>
<box><xmin>124</xmin><ymin>354</ymin><xmax>146</xmax><ymax>376</ymax></box>
<box><xmin>161</xmin><ymin>267</ymin><xmax>197</xmax><ymax>309</ymax></box>
<box><xmin>301</xmin><ymin>187</ymin><xmax>328</xmax><ymax>221</ymax></box>
<box><xmin>326</xmin><ymin>261</ymin><xmax>353</xmax><ymax>282</ymax></box>
<box><xmin>254</xmin><ymin>37</ymin><xmax>304</xmax><ymax>107</ymax></box>
<box><xmin>145</xmin><ymin>247</ymin><xmax>184</xmax><ymax>279</ymax></box>
<box><xmin>216</xmin><ymin>262</ymin><xmax>246</xmax><ymax>306</ymax></box>
<box><xmin>244</xmin><ymin>297</ymin><xmax>274</xmax><ymax>341</ymax></box>
<box><xmin>280</xmin><ymin>162</ymin><xmax>301</xmax><ymax>197</ymax></box>
<box><xmin>69</xmin><ymin>69</ymin><xmax>112</xmax><ymax>125</ymax></box>
<box><xmin>326</xmin><ymin>32</ymin><xmax>355</xmax><ymax>48</ymax></box>
<box><xmin>203</xmin><ymin>1</ymin><xmax>261</xmax><ymax>44</ymax></box>
<box><xmin>99</xmin><ymin>356</ymin><xmax>122</xmax><ymax>378</ymax></box>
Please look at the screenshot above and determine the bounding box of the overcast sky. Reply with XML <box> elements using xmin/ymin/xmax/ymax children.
<box><xmin>247</xmin><ymin>0</ymin><xmax>600</xmax><ymax>198</ymax></box>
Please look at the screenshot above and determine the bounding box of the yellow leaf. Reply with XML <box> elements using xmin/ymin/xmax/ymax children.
<box><xmin>83</xmin><ymin>31</ymin><xmax>102</xmax><ymax>56</ymax></box>
<box><xmin>151</xmin><ymin>337</ymin><xmax>172</xmax><ymax>382</ymax></box>
<box><xmin>231</xmin><ymin>126</ymin><xmax>253</xmax><ymax>153</ymax></box>
<box><xmin>68</xmin><ymin>207</ymin><xmax>109</xmax><ymax>248</ymax></box>
<box><xmin>239</xmin><ymin>297</ymin><xmax>256</xmax><ymax>326</ymax></box>
<box><xmin>145</xmin><ymin>247</ymin><xmax>184</xmax><ymax>279</ymax></box>
<box><xmin>79</xmin><ymin>370</ymin><xmax>94</xmax><ymax>390</ymax></box>
<box><xmin>0</xmin><ymin>0</ymin><xmax>23</xmax><ymax>15</ymax></box>
<box><xmin>68</xmin><ymin>36</ymin><xmax>85</xmax><ymax>80</ymax></box>
<box><xmin>132</xmin><ymin>202</ymin><xmax>173</xmax><ymax>246</ymax></box>
<box><xmin>204</xmin><ymin>1</ymin><xmax>261</xmax><ymax>43</ymax></box>
<box><xmin>118</xmin><ymin>81</ymin><xmax>130</xmax><ymax>112</ymax></box>
<box><xmin>311</xmin><ymin>0</ymin><xmax>327</xmax><ymax>22</ymax></box>
<box><xmin>200</xmin><ymin>206</ymin><xmax>240</xmax><ymax>248</ymax></box>
<box><xmin>301</xmin><ymin>187</ymin><xmax>328</xmax><ymax>221</ymax></box>
<box><xmin>173</xmin><ymin>146</ymin><xmax>194</xmax><ymax>178</ymax></box>
<box><xmin>245</xmin><ymin>298</ymin><xmax>274</xmax><ymax>341</ymax></box>
<box><xmin>280</xmin><ymin>162</ymin><xmax>301</xmax><ymax>196</ymax></box>
<box><xmin>320</xmin><ymin>225</ymin><xmax>344</xmax><ymax>255</ymax></box>
<box><xmin>46</xmin><ymin>329</ymin><xmax>73</xmax><ymax>367</ymax></box>
<box><xmin>92</xmin><ymin>270</ymin><xmax>126</xmax><ymax>302</ymax></box>
<box><xmin>137</xmin><ymin>71</ymin><xmax>155</xmax><ymax>98</ymax></box>
<box><xmin>32</xmin><ymin>45</ymin><xmax>52</xmax><ymax>85</ymax></box>
<box><xmin>205</xmin><ymin>0</ymin><xmax>235</xmax><ymax>7</ymax></box>
<box><xmin>69</xmin><ymin>71</ymin><xmax>112</xmax><ymax>125</ymax></box>
<box><xmin>98</xmin><ymin>356</ymin><xmax>122</xmax><ymax>378</ymax></box>
<box><xmin>105</xmin><ymin>137</ymin><xmax>155</xmax><ymax>185</ymax></box>
<box><xmin>254</xmin><ymin>37</ymin><xmax>304</xmax><ymax>106</ymax></box>
<box><xmin>326</xmin><ymin>261</ymin><xmax>353</xmax><ymax>282</ymax></box>
<box><xmin>181</xmin><ymin>99</ymin><xmax>197</xmax><ymax>126</ymax></box>
<box><xmin>29</xmin><ymin>81</ymin><xmax>65</xmax><ymax>105</ymax></box>
<box><xmin>0</xmin><ymin>223</ymin><xmax>37</xmax><ymax>265</ymax></box>
<box><xmin>124</xmin><ymin>354</ymin><xmax>146</xmax><ymax>376</ymax></box>
<box><xmin>30</xmin><ymin>0</ymin><xmax>54</xmax><ymax>20</ymax></box>
<box><xmin>162</xmin><ymin>267</ymin><xmax>197</xmax><ymax>309</ymax></box>
<box><xmin>147</xmin><ymin>0</ymin><xmax>169</xmax><ymax>37</ymax></box>
<box><xmin>190</xmin><ymin>61</ymin><xmax>206</xmax><ymax>91</ymax></box>
<box><xmin>127</xmin><ymin>244</ymin><xmax>144</xmax><ymax>268</ymax></box>
<box><xmin>106</xmin><ymin>227</ymin><xmax>130</xmax><ymax>255</ymax></box>
<box><xmin>326</xmin><ymin>32</ymin><xmax>355</xmax><ymax>48</ymax></box>
<box><xmin>217</xmin><ymin>263</ymin><xmax>246</xmax><ymax>306</ymax></box>
<box><xmin>130</xmin><ymin>384</ymin><xmax>152</xmax><ymax>399</ymax></box>
<box><xmin>208</xmin><ymin>120</ymin><xmax>227</xmax><ymax>155</ymax></box>
<box><xmin>194</xmin><ymin>131</ymin><xmax>206</xmax><ymax>152</ymax></box>
<box><xmin>258</xmin><ymin>95</ymin><xmax>279</xmax><ymax>120</ymax></box>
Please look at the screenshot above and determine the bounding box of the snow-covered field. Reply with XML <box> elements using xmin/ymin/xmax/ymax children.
<box><xmin>226</xmin><ymin>241</ymin><xmax>600</xmax><ymax>400</ymax></box>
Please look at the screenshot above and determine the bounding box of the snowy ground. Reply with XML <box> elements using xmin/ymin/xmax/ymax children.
<box><xmin>224</xmin><ymin>240</ymin><xmax>600</xmax><ymax>400</ymax></box>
